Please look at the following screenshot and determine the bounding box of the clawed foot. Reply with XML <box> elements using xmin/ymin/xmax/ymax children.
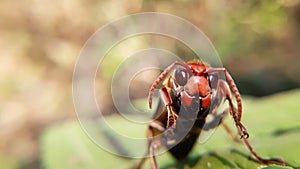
<box><xmin>236</xmin><ymin>122</ymin><xmax>249</xmax><ymax>139</ymax></box>
<box><xmin>259</xmin><ymin>158</ymin><xmax>288</xmax><ymax>166</ymax></box>
<box><xmin>163</xmin><ymin>127</ymin><xmax>176</xmax><ymax>145</ymax></box>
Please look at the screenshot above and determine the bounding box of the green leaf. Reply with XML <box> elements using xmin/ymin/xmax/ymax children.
<box><xmin>259</xmin><ymin>166</ymin><xmax>294</xmax><ymax>169</ymax></box>
<box><xmin>41</xmin><ymin>90</ymin><xmax>300</xmax><ymax>169</ymax></box>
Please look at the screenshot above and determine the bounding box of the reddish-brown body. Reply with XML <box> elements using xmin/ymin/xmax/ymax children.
<box><xmin>137</xmin><ymin>60</ymin><xmax>287</xmax><ymax>169</ymax></box>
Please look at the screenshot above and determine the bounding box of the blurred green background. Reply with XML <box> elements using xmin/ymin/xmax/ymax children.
<box><xmin>0</xmin><ymin>0</ymin><xmax>300</xmax><ymax>169</ymax></box>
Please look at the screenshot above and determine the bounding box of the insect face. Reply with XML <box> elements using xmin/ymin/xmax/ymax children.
<box><xmin>173</xmin><ymin>63</ymin><xmax>212</xmax><ymax>112</ymax></box>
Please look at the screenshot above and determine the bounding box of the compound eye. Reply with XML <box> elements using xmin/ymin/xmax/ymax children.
<box><xmin>174</xmin><ymin>67</ymin><xmax>190</xmax><ymax>86</ymax></box>
<box><xmin>208</xmin><ymin>73</ymin><xmax>218</xmax><ymax>89</ymax></box>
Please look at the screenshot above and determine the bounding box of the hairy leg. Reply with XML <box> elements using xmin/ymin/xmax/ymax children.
<box><xmin>136</xmin><ymin>120</ymin><xmax>165</xmax><ymax>169</ymax></box>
